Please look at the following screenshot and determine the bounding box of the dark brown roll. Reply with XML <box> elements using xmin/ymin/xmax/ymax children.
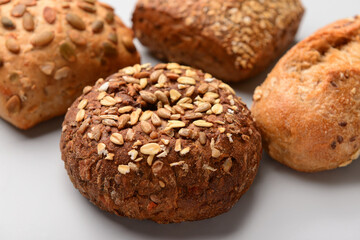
<box><xmin>60</xmin><ymin>63</ymin><xmax>262</xmax><ymax>223</ymax></box>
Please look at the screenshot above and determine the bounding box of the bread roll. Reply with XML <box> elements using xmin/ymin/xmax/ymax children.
<box><xmin>60</xmin><ymin>63</ymin><xmax>262</xmax><ymax>223</ymax></box>
<box><xmin>0</xmin><ymin>0</ymin><xmax>140</xmax><ymax>129</ymax></box>
<box><xmin>252</xmin><ymin>16</ymin><xmax>360</xmax><ymax>172</ymax></box>
<box><xmin>132</xmin><ymin>0</ymin><xmax>304</xmax><ymax>82</ymax></box>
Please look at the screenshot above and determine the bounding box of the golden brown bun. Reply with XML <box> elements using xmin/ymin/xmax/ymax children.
<box><xmin>132</xmin><ymin>0</ymin><xmax>304</xmax><ymax>83</ymax></box>
<box><xmin>0</xmin><ymin>0</ymin><xmax>140</xmax><ymax>129</ymax></box>
<box><xmin>252</xmin><ymin>16</ymin><xmax>360</xmax><ymax>172</ymax></box>
<box><xmin>60</xmin><ymin>63</ymin><xmax>262</xmax><ymax>223</ymax></box>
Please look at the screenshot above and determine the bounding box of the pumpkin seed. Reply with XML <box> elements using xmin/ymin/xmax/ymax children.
<box><xmin>108</xmin><ymin>32</ymin><xmax>118</xmax><ymax>44</ymax></box>
<box><xmin>105</xmin><ymin>11</ymin><xmax>114</xmax><ymax>24</ymax></box>
<box><xmin>23</xmin><ymin>12</ymin><xmax>34</xmax><ymax>31</ymax></box>
<box><xmin>11</xmin><ymin>4</ymin><xmax>26</xmax><ymax>17</ymax></box>
<box><xmin>66</xmin><ymin>13</ymin><xmax>85</xmax><ymax>30</ymax></box>
<box><xmin>91</xmin><ymin>20</ymin><xmax>104</xmax><ymax>33</ymax></box>
<box><xmin>103</xmin><ymin>42</ymin><xmax>118</xmax><ymax>57</ymax></box>
<box><xmin>2</xmin><ymin>16</ymin><xmax>16</xmax><ymax>29</ymax></box>
<box><xmin>43</xmin><ymin>6</ymin><xmax>56</xmax><ymax>24</ymax></box>
<box><xmin>78</xmin><ymin>2</ymin><xmax>97</xmax><ymax>13</ymax></box>
<box><xmin>6</xmin><ymin>38</ymin><xmax>20</xmax><ymax>53</ymax></box>
<box><xmin>60</xmin><ymin>42</ymin><xmax>76</xmax><ymax>62</ymax></box>
<box><xmin>68</xmin><ymin>30</ymin><xmax>86</xmax><ymax>46</ymax></box>
<box><xmin>31</xmin><ymin>31</ymin><xmax>54</xmax><ymax>47</ymax></box>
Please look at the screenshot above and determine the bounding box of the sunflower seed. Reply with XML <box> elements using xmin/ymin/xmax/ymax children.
<box><xmin>6</xmin><ymin>95</ymin><xmax>21</xmax><ymax>113</ymax></box>
<box><xmin>212</xmin><ymin>104</ymin><xmax>223</xmax><ymax>115</ymax></box>
<box><xmin>11</xmin><ymin>4</ymin><xmax>26</xmax><ymax>17</ymax></box>
<box><xmin>140</xmin><ymin>143</ymin><xmax>161</xmax><ymax>155</ymax></box>
<box><xmin>194</xmin><ymin>120</ymin><xmax>213</xmax><ymax>127</ymax></box>
<box><xmin>139</xmin><ymin>78</ymin><xmax>148</xmax><ymax>89</ymax></box>
<box><xmin>102</xmin><ymin>119</ymin><xmax>117</xmax><ymax>127</ymax></box>
<box><xmin>31</xmin><ymin>31</ymin><xmax>54</xmax><ymax>47</ymax></box>
<box><xmin>167</xmin><ymin>63</ymin><xmax>180</xmax><ymax>70</ymax></box>
<box><xmin>177</xmin><ymin>76</ymin><xmax>195</xmax><ymax>85</ymax></box>
<box><xmin>130</xmin><ymin>108</ymin><xmax>142</xmax><ymax>125</ymax></box>
<box><xmin>140</xmin><ymin>110</ymin><xmax>152</xmax><ymax>121</ymax></box>
<box><xmin>150</xmin><ymin>70</ymin><xmax>163</xmax><ymax>82</ymax></box>
<box><xmin>141</xmin><ymin>121</ymin><xmax>153</xmax><ymax>134</ymax></box>
<box><xmin>185</xmin><ymin>86</ymin><xmax>195</xmax><ymax>97</ymax></box>
<box><xmin>154</xmin><ymin>91</ymin><xmax>169</xmax><ymax>104</ymax></box>
<box><xmin>169</xmin><ymin>89</ymin><xmax>181</xmax><ymax>102</ymax></box>
<box><xmin>118</xmin><ymin>106</ymin><xmax>133</xmax><ymax>114</ymax></box>
<box><xmin>157</xmin><ymin>108</ymin><xmax>171</xmax><ymax>119</ymax></box>
<box><xmin>97</xmin><ymin>143</ymin><xmax>107</xmax><ymax>155</ymax></box>
<box><xmin>54</xmin><ymin>66</ymin><xmax>71</xmax><ymax>80</ymax></box>
<box><xmin>22</xmin><ymin>12</ymin><xmax>34</xmax><ymax>31</ymax></box>
<box><xmin>39</xmin><ymin>62</ymin><xmax>55</xmax><ymax>75</ymax></box>
<box><xmin>123</xmin><ymin>76</ymin><xmax>140</xmax><ymax>84</ymax></box>
<box><xmin>91</xmin><ymin>20</ymin><xmax>104</xmax><ymax>33</ymax></box>
<box><xmin>6</xmin><ymin>38</ymin><xmax>20</xmax><ymax>53</ymax></box>
<box><xmin>151</xmin><ymin>112</ymin><xmax>162</xmax><ymax>126</ymax></box>
<box><xmin>140</xmin><ymin>91</ymin><xmax>157</xmax><ymax>104</ymax></box>
<box><xmin>219</xmin><ymin>83</ymin><xmax>236</xmax><ymax>95</ymax></box>
<box><xmin>43</xmin><ymin>6</ymin><xmax>56</xmax><ymax>24</ymax></box>
<box><xmin>76</xmin><ymin>109</ymin><xmax>85</xmax><ymax>122</ymax></box>
<box><xmin>166</xmin><ymin>120</ymin><xmax>185</xmax><ymax>129</ymax></box>
<box><xmin>100</xmin><ymin>96</ymin><xmax>116</xmax><ymax>106</ymax></box>
<box><xmin>118</xmin><ymin>114</ymin><xmax>130</xmax><ymax>129</ymax></box>
<box><xmin>66</xmin><ymin>12</ymin><xmax>85</xmax><ymax>30</ymax></box>
<box><xmin>98</xmin><ymin>82</ymin><xmax>109</xmax><ymax>92</ymax></box>
<box><xmin>83</xmin><ymin>86</ymin><xmax>92</xmax><ymax>94</ymax></box>
<box><xmin>110</xmin><ymin>133</ymin><xmax>124</xmax><ymax>145</ymax></box>
<box><xmin>78</xmin><ymin>99</ymin><xmax>88</xmax><ymax>109</ymax></box>
<box><xmin>197</xmin><ymin>132</ymin><xmax>206</xmax><ymax>145</ymax></box>
<box><xmin>2</xmin><ymin>16</ymin><xmax>15</xmax><ymax>29</ymax></box>
<box><xmin>195</xmin><ymin>102</ymin><xmax>211</xmax><ymax>113</ymax></box>
<box><xmin>183</xmin><ymin>112</ymin><xmax>203</xmax><ymax>120</ymax></box>
<box><xmin>60</xmin><ymin>42</ymin><xmax>76</xmax><ymax>62</ymax></box>
<box><xmin>204</xmin><ymin>92</ymin><xmax>219</xmax><ymax>99</ymax></box>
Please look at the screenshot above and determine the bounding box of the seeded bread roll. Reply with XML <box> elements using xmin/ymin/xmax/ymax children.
<box><xmin>132</xmin><ymin>0</ymin><xmax>304</xmax><ymax>83</ymax></box>
<box><xmin>60</xmin><ymin>63</ymin><xmax>262</xmax><ymax>223</ymax></box>
<box><xmin>0</xmin><ymin>0</ymin><xmax>140</xmax><ymax>129</ymax></box>
<box><xmin>252</xmin><ymin>16</ymin><xmax>360</xmax><ymax>172</ymax></box>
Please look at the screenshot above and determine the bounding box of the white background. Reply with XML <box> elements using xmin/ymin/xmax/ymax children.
<box><xmin>1</xmin><ymin>0</ymin><xmax>360</xmax><ymax>239</ymax></box>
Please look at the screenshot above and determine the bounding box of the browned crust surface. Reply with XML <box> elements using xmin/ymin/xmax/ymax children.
<box><xmin>61</xmin><ymin>63</ymin><xmax>262</xmax><ymax>223</ymax></box>
<box><xmin>0</xmin><ymin>0</ymin><xmax>140</xmax><ymax>129</ymax></box>
<box><xmin>132</xmin><ymin>0</ymin><xmax>304</xmax><ymax>82</ymax></box>
<box><xmin>252</xmin><ymin>16</ymin><xmax>360</xmax><ymax>172</ymax></box>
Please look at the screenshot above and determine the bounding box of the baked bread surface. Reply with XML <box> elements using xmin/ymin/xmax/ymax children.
<box><xmin>60</xmin><ymin>63</ymin><xmax>262</xmax><ymax>223</ymax></box>
<box><xmin>132</xmin><ymin>0</ymin><xmax>304</xmax><ymax>82</ymax></box>
<box><xmin>0</xmin><ymin>0</ymin><xmax>140</xmax><ymax>129</ymax></box>
<box><xmin>252</xmin><ymin>16</ymin><xmax>360</xmax><ymax>172</ymax></box>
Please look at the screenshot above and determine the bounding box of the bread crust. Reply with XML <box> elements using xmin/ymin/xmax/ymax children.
<box><xmin>0</xmin><ymin>0</ymin><xmax>140</xmax><ymax>129</ymax></box>
<box><xmin>132</xmin><ymin>0</ymin><xmax>304</xmax><ymax>82</ymax></box>
<box><xmin>60</xmin><ymin>63</ymin><xmax>262</xmax><ymax>223</ymax></box>
<box><xmin>252</xmin><ymin>16</ymin><xmax>360</xmax><ymax>172</ymax></box>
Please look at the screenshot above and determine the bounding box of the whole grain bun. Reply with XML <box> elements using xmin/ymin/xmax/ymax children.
<box><xmin>132</xmin><ymin>0</ymin><xmax>304</xmax><ymax>83</ymax></box>
<box><xmin>0</xmin><ymin>0</ymin><xmax>140</xmax><ymax>129</ymax></box>
<box><xmin>252</xmin><ymin>16</ymin><xmax>360</xmax><ymax>172</ymax></box>
<box><xmin>60</xmin><ymin>63</ymin><xmax>262</xmax><ymax>223</ymax></box>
